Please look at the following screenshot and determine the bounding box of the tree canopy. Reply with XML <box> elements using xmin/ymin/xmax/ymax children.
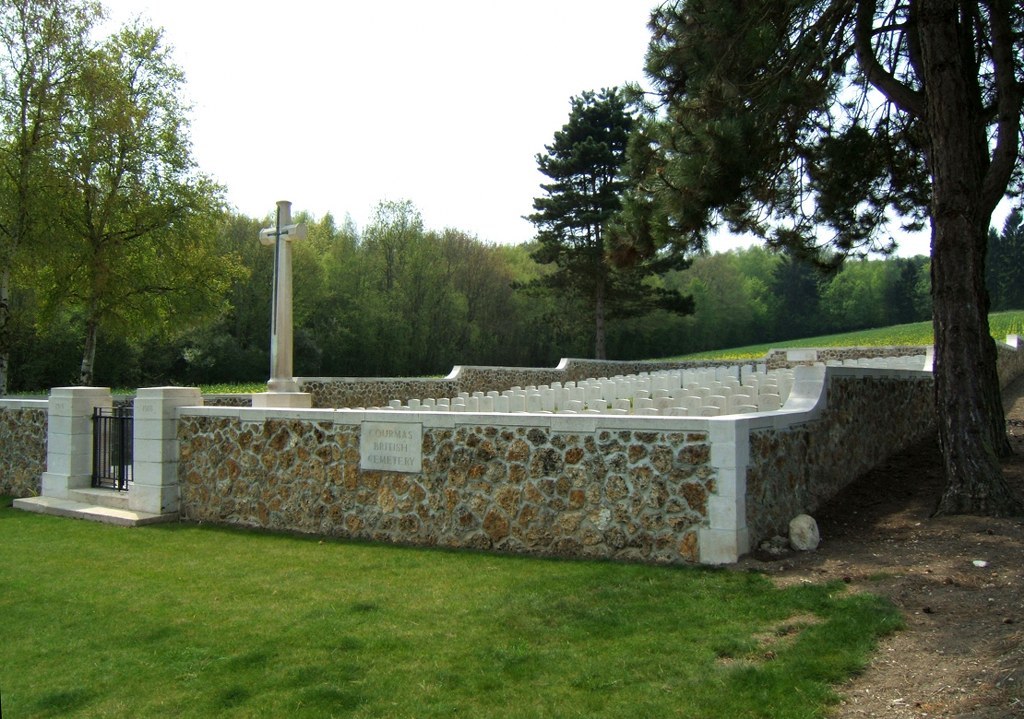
<box><xmin>50</xmin><ymin>21</ymin><xmax>236</xmax><ymax>385</ymax></box>
<box><xmin>634</xmin><ymin>0</ymin><xmax>1023</xmax><ymax>515</ymax></box>
<box><xmin>0</xmin><ymin>0</ymin><xmax>103</xmax><ymax>393</ymax></box>
<box><xmin>0</xmin><ymin>1</ymin><xmax>238</xmax><ymax>390</ymax></box>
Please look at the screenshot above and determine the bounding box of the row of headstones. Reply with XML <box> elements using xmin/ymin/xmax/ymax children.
<box><xmin>377</xmin><ymin>354</ymin><xmax>931</xmax><ymax>417</ymax></box>
<box><xmin>378</xmin><ymin>365</ymin><xmax>798</xmax><ymax>417</ymax></box>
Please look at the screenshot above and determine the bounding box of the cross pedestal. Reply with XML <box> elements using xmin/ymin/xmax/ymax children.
<box><xmin>253</xmin><ymin>200</ymin><xmax>311</xmax><ymax>409</ymax></box>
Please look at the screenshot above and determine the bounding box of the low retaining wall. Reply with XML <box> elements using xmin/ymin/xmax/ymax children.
<box><xmin>298</xmin><ymin>358</ymin><xmax>743</xmax><ymax>409</ymax></box>
<box><xmin>177</xmin><ymin>363</ymin><xmax>937</xmax><ymax>564</ymax></box>
<box><xmin>297</xmin><ymin>347</ymin><xmax>938</xmax><ymax>409</ymax></box>
<box><xmin>744</xmin><ymin>370</ymin><xmax>935</xmax><ymax>543</ymax></box>
<box><xmin>763</xmin><ymin>345</ymin><xmax>930</xmax><ymax>369</ymax></box>
<box><xmin>7</xmin><ymin>338</ymin><xmax>1024</xmax><ymax>565</ymax></box>
<box><xmin>178</xmin><ymin>412</ymin><xmax>716</xmax><ymax>563</ymax></box>
<box><xmin>0</xmin><ymin>399</ymin><xmax>48</xmax><ymax>497</ymax></box>
<box><xmin>997</xmin><ymin>335</ymin><xmax>1024</xmax><ymax>388</ymax></box>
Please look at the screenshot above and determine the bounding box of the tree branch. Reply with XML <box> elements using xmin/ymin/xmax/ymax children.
<box><xmin>980</xmin><ymin>0</ymin><xmax>1022</xmax><ymax>216</ymax></box>
<box><xmin>855</xmin><ymin>0</ymin><xmax>927</xmax><ymax>117</ymax></box>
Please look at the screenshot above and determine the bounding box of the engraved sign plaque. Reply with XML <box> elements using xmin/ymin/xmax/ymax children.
<box><xmin>360</xmin><ymin>422</ymin><xmax>422</xmax><ymax>473</ymax></box>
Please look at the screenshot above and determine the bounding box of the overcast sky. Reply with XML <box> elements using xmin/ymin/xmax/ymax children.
<box><xmin>99</xmin><ymin>1</ymin><xmax>939</xmax><ymax>256</ymax></box>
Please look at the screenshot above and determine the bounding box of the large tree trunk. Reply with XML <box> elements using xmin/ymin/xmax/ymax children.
<box><xmin>594</xmin><ymin>279</ymin><xmax>607</xmax><ymax>360</ymax></box>
<box><xmin>920</xmin><ymin>0</ymin><xmax>1023</xmax><ymax>516</ymax></box>
<box><xmin>0</xmin><ymin>266</ymin><xmax>10</xmax><ymax>395</ymax></box>
<box><xmin>930</xmin><ymin>218</ymin><xmax>1021</xmax><ymax>515</ymax></box>
<box><xmin>79</xmin><ymin>311</ymin><xmax>99</xmax><ymax>387</ymax></box>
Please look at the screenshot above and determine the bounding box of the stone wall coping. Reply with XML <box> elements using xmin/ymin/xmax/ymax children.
<box><xmin>49</xmin><ymin>386</ymin><xmax>112</xmax><ymax>398</ymax></box>
<box><xmin>136</xmin><ymin>387</ymin><xmax>203</xmax><ymax>400</ymax></box>
<box><xmin>179</xmin><ymin>405</ymin><xmax>336</xmax><ymax>423</ymax></box>
<box><xmin>0</xmin><ymin>398</ymin><xmax>48</xmax><ymax>410</ymax></box>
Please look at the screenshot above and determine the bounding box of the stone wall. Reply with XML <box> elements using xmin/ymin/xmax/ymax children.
<box><xmin>7</xmin><ymin>340</ymin><xmax>1023</xmax><ymax>563</ymax></box>
<box><xmin>298</xmin><ymin>350</ymin><xmax>930</xmax><ymax>409</ymax></box>
<box><xmin>763</xmin><ymin>345</ymin><xmax>930</xmax><ymax>369</ymax></box>
<box><xmin>298</xmin><ymin>378</ymin><xmax>462</xmax><ymax>411</ymax></box>
<box><xmin>177</xmin><ymin>412</ymin><xmax>716</xmax><ymax>564</ymax></box>
<box><xmin>744</xmin><ymin>370</ymin><xmax>935</xmax><ymax>543</ymax></box>
<box><xmin>175</xmin><ymin>364</ymin><xmax>939</xmax><ymax>564</ymax></box>
<box><xmin>0</xmin><ymin>400</ymin><xmax>47</xmax><ymax>497</ymax></box>
<box><xmin>299</xmin><ymin>358</ymin><xmax>746</xmax><ymax>409</ymax></box>
<box><xmin>997</xmin><ymin>336</ymin><xmax>1024</xmax><ymax>388</ymax></box>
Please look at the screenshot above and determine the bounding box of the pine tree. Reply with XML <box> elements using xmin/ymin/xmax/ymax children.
<box><xmin>634</xmin><ymin>0</ymin><xmax>1024</xmax><ymax>517</ymax></box>
<box><xmin>987</xmin><ymin>208</ymin><xmax>1024</xmax><ymax>311</ymax></box>
<box><xmin>525</xmin><ymin>88</ymin><xmax>691</xmax><ymax>359</ymax></box>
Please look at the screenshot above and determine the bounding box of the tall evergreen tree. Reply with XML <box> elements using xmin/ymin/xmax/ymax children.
<box><xmin>525</xmin><ymin>87</ymin><xmax>691</xmax><ymax>359</ymax></box>
<box><xmin>771</xmin><ymin>253</ymin><xmax>825</xmax><ymax>340</ymax></box>
<box><xmin>884</xmin><ymin>258</ymin><xmax>927</xmax><ymax>326</ymax></box>
<box><xmin>986</xmin><ymin>207</ymin><xmax>1024</xmax><ymax>311</ymax></box>
<box><xmin>633</xmin><ymin>0</ymin><xmax>1023</xmax><ymax>516</ymax></box>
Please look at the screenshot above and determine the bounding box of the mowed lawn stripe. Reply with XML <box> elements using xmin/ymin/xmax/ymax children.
<box><xmin>0</xmin><ymin>500</ymin><xmax>901</xmax><ymax>718</ymax></box>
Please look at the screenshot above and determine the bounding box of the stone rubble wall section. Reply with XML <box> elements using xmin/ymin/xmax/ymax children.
<box><xmin>0</xmin><ymin>402</ymin><xmax>47</xmax><ymax>497</ymax></box>
<box><xmin>177</xmin><ymin>415</ymin><xmax>715</xmax><ymax>564</ymax></box>
<box><xmin>4</xmin><ymin>341</ymin><xmax>1023</xmax><ymax>564</ymax></box>
<box><xmin>745</xmin><ymin>372</ymin><xmax>936</xmax><ymax>543</ymax></box>
<box><xmin>201</xmin><ymin>394</ymin><xmax>254</xmax><ymax>408</ymax></box>
<box><xmin>996</xmin><ymin>336</ymin><xmax>1024</xmax><ymax>388</ymax></box>
<box><xmin>763</xmin><ymin>345</ymin><xmax>930</xmax><ymax>369</ymax></box>
<box><xmin>298</xmin><ymin>379</ymin><xmax>461</xmax><ymax>411</ymax></box>
<box><xmin>299</xmin><ymin>350</ymin><xmax>929</xmax><ymax>409</ymax></box>
<box><xmin>298</xmin><ymin>359</ymin><xmax>745</xmax><ymax>409</ymax></box>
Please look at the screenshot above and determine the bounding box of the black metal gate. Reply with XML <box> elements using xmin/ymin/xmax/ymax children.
<box><xmin>92</xmin><ymin>406</ymin><xmax>133</xmax><ymax>490</ymax></box>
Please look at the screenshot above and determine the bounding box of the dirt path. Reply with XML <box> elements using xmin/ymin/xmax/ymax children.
<box><xmin>735</xmin><ymin>378</ymin><xmax>1024</xmax><ymax>718</ymax></box>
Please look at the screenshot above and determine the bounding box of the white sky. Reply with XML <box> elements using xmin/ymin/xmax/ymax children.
<box><xmin>98</xmin><ymin>1</ymin><xmax>942</xmax><ymax>257</ymax></box>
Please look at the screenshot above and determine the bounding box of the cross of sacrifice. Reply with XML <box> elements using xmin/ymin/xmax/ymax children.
<box><xmin>259</xmin><ymin>200</ymin><xmax>307</xmax><ymax>394</ymax></box>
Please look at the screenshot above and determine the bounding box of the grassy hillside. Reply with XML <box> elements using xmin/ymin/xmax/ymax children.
<box><xmin>671</xmin><ymin>310</ymin><xmax>1024</xmax><ymax>361</ymax></box>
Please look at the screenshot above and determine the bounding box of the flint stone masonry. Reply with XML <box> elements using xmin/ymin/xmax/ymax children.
<box><xmin>7</xmin><ymin>340</ymin><xmax>1024</xmax><ymax>565</ymax></box>
<box><xmin>298</xmin><ymin>348</ymin><xmax>931</xmax><ymax>409</ymax></box>
<box><xmin>765</xmin><ymin>345</ymin><xmax>930</xmax><ymax>369</ymax></box>
<box><xmin>379</xmin><ymin>366</ymin><xmax>799</xmax><ymax>417</ymax></box>
<box><xmin>178</xmin><ymin>359</ymin><xmax>953</xmax><ymax>564</ymax></box>
<box><xmin>0</xmin><ymin>400</ymin><xmax>47</xmax><ymax>496</ymax></box>
<box><xmin>177</xmin><ymin>411</ymin><xmax>716</xmax><ymax>564</ymax></box>
<box><xmin>744</xmin><ymin>369</ymin><xmax>935</xmax><ymax>543</ymax></box>
<box><xmin>298</xmin><ymin>358</ymin><xmax>743</xmax><ymax>410</ymax></box>
<box><xmin>997</xmin><ymin>334</ymin><xmax>1024</xmax><ymax>388</ymax></box>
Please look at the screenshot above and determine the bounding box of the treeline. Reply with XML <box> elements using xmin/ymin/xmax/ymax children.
<box><xmin>608</xmin><ymin>245</ymin><xmax>932</xmax><ymax>360</ymax></box>
<box><xmin>9</xmin><ymin>196</ymin><xmax>971</xmax><ymax>392</ymax></box>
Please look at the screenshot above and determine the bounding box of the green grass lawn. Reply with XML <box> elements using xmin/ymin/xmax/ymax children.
<box><xmin>0</xmin><ymin>499</ymin><xmax>901</xmax><ymax>718</ymax></box>
<box><xmin>672</xmin><ymin>309</ymin><xmax>1024</xmax><ymax>361</ymax></box>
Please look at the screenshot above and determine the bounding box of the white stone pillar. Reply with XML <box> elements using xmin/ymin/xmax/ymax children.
<box><xmin>699</xmin><ymin>420</ymin><xmax>751</xmax><ymax>564</ymax></box>
<box><xmin>130</xmin><ymin>387</ymin><xmax>203</xmax><ymax>515</ymax></box>
<box><xmin>40</xmin><ymin>387</ymin><xmax>112</xmax><ymax>499</ymax></box>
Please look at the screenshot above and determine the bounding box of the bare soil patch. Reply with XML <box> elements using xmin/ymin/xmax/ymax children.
<box><xmin>736</xmin><ymin>377</ymin><xmax>1024</xmax><ymax>718</ymax></box>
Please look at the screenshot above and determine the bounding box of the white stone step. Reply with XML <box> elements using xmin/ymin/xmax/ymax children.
<box><xmin>13</xmin><ymin>496</ymin><xmax>176</xmax><ymax>527</ymax></box>
<box><xmin>69</xmin><ymin>487</ymin><xmax>130</xmax><ymax>511</ymax></box>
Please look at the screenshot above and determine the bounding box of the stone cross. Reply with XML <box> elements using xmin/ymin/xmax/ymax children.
<box><xmin>259</xmin><ymin>200</ymin><xmax>307</xmax><ymax>394</ymax></box>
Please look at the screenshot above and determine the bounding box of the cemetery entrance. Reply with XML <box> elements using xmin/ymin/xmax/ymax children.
<box><xmin>92</xmin><ymin>406</ymin><xmax>133</xmax><ymax>490</ymax></box>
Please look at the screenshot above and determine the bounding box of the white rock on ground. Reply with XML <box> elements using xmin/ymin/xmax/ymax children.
<box><xmin>789</xmin><ymin>514</ymin><xmax>820</xmax><ymax>551</ymax></box>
